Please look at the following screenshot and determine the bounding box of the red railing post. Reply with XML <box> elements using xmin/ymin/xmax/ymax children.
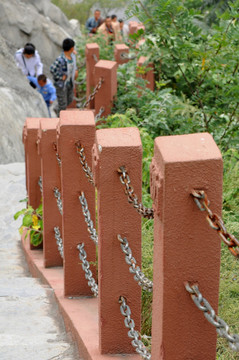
<box><xmin>137</xmin><ymin>56</ymin><xmax>155</xmax><ymax>91</ymax></box>
<box><xmin>86</xmin><ymin>43</ymin><xmax>100</xmax><ymax>109</ymax></box>
<box><xmin>57</xmin><ymin>110</ymin><xmax>96</xmax><ymax>297</ymax></box>
<box><xmin>114</xmin><ymin>44</ymin><xmax>129</xmax><ymax>65</ymax></box>
<box><xmin>38</xmin><ymin>118</ymin><xmax>63</xmax><ymax>267</ymax></box>
<box><xmin>150</xmin><ymin>133</ymin><xmax>223</xmax><ymax>359</ymax></box>
<box><xmin>94</xmin><ymin>60</ymin><xmax>117</xmax><ymax>117</ymax></box>
<box><xmin>93</xmin><ymin>127</ymin><xmax>142</xmax><ymax>354</ymax></box>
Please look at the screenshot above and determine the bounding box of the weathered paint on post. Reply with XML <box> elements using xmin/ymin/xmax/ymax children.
<box><xmin>85</xmin><ymin>43</ymin><xmax>100</xmax><ymax>109</ymax></box>
<box><xmin>58</xmin><ymin>110</ymin><xmax>96</xmax><ymax>296</ymax></box>
<box><xmin>114</xmin><ymin>44</ymin><xmax>129</xmax><ymax>65</ymax></box>
<box><xmin>150</xmin><ymin>133</ymin><xmax>223</xmax><ymax>359</ymax></box>
<box><xmin>94</xmin><ymin>60</ymin><xmax>117</xmax><ymax>117</ymax></box>
<box><xmin>137</xmin><ymin>56</ymin><xmax>155</xmax><ymax>92</ymax></box>
<box><xmin>93</xmin><ymin>127</ymin><xmax>142</xmax><ymax>354</ymax></box>
<box><xmin>38</xmin><ymin>118</ymin><xmax>63</xmax><ymax>267</ymax></box>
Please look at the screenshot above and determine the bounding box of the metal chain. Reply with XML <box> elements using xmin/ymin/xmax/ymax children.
<box><xmin>75</xmin><ymin>77</ymin><xmax>86</xmax><ymax>85</ymax></box>
<box><xmin>119</xmin><ymin>296</ymin><xmax>151</xmax><ymax>360</ymax></box>
<box><xmin>185</xmin><ymin>282</ymin><xmax>239</xmax><ymax>352</ymax></box>
<box><xmin>118</xmin><ymin>235</ymin><xmax>153</xmax><ymax>292</ymax></box>
<box><xmin>118</xmin><ymin>166</ymin><xmax>154</xmax><ymax>219</ymax></box>
<box><xmin>92</xmin><ymin>54</ymin><xmax>98</xmax><ymax>62</ymax></box>
<box><xmin>191</xmin><ymin>190</ymin><xmax>239</xmax><ymax>258</ymax></box>
<box><xmin>77</xmin><ymin>243</ymin><xmax>98</xmax><ymax>297</ymax></box>
<box><xmin>82</xmin><ymin>77</ymin><xmax>104</xmax><ymax>109</ymax></box>
<box><xmin>54</xmin><ymin>226</ymin><xmax>64</xmax><ymax>259</ymax></box>
<box><xmin>79</xmin><ymin>192</ymin><xmax>98</xmax><ymax>245</ymax></box>
<box><xmin>77</xmin><ymin>59</ymin><xmax>86</xmax><ymax>69</ymax></box>
<box><xmin>75</xmin><ymin>141</ymin><xmax>95</xmax><ymax>186</ymax></box>
<box><xmin>38</xmin><ymin>176</ymin><xmax>43</xmax><ymax>194</ymax></box>
<box><xmin>74</xmin><ymin>95</ymin><xmax>86</xmax><ymax>102</ymax></box>
<box><xmin>95</xmin><ymin>106</ymin><xmax>105</xmax><ymax>122</ymax></box>
<box><xmin>120</xmin><ymin>52</ymin><xmax>137</xmax><ymax>60</ymax></box>
<box><xmin>53</xmin><ymin>187</ymin><xmax>63</xmax><ymax>215</ymax></box>
<box><xmin>52</xmin><ymin>142</ymin><xmax>61</xmax><ymax>167</ymax></box>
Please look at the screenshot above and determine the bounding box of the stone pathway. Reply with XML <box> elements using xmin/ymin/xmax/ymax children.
<box><xmin>0</xmin><ymin>163</ymin><xmax>80</xmax><ymax>360</ymax></box>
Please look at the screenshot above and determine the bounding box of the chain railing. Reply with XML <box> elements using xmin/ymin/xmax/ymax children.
<box><xmin>118</xmin><ymin>235</ymin><xmax>153</xmax><ymax>292</ymax></box>
<box><xmin>95</xmin><ymin>106</ymin><xmax>105</xmax><ymax>122</ymax></box>
<box><xmin>120</xmin><ymin>52</ymin><xmax>137</xmax><ymax>60</ymax></box>
<box><xmin>82</xmin><ymin>77</ymin><xmax>104</xmax><ymax>109</ymax></box>
<box><xmin>53</xmin><ymin>187</ymin><xmax>63</xmax><ymax>215</ymax></box>
<box><xmin>191</xmin><ymin>190</ymin><xmax>239</xmax><ymax>258</ymax></box>
<box><xmin>75</xmin><ymin>77</ymin><xmax>86</xmax><ymax>86</ymax></box>
<box><xmin>118</xmin><ymin>166</ymin><xmax>154</xmax><ymax>219</ymax></box>
<box><xmin>119</xmin><ymin>296</ymin><xmax>151</xmax><ymax>360</ymax></box>
<box><xmin>77</xmin><ymin>243</ymin><xmax>98</xmax><ymax>297</ymax></box>
<box><xmin>92</xmin><ymin>54</ymin><xmax>99</xmax><ymax>62</ymax></box>
<box><xmin>79</xmin><ymin>192</ymin><xmax>98</xmax><ymax>245</ymax></box>
<box><xmin>75</xmin><ymin>141</ymin><xmax>95</xmax><ymax>186</ymax></box>
<box><xmin>38</xmin><ymin>176</ymin><xmax>43</xmax><ymax>194</ymax></box>
<box><xmin>54</xmin><ymin>226</ymin><xmax>64</xmax><ymax>259</ymax></box>
<box><xmin>185</xmin><ymin>282</ymin><xmax>239</xmax><ymax>352</ymax></box>
<box><xmin>52</xmin><ymin>142</ymin><xmax>61</xmax><ymax>167</ymax></box>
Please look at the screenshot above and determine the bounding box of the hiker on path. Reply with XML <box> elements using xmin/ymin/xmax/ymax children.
<box><xmin>85</xmin><ymin>9</ymin><xmax>102</xmax><ymax>35</ymax></box>
<box><xmin>98</xmin><ymin>17</ymin><xmax>114</xmax><ymax>43</ymax></box>
<box><xmin>50</xmin><ymin>38</ymin><xmax>78</xmax><ymax>116</ymax></box>
<box><xmin>111</xmin><ymin>15</ymin><xmax>122</xmax><ymax>41</ymax></box>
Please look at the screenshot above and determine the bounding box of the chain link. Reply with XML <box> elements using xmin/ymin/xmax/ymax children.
<box><xmin>38</xmin><ymin>176</ymin><xmax>43</xmax><ymax>194</ymax></box>
<box><xmin>120</xmin><ymin>52</ymin><xmax>137</xmax><ymax>60</ymax></box>
<box><xmin>95</xmin><ymin>106</ymin><xmax>105</xmax><ymax>122</ymax></box>
<box><xmin>53</xmin><ymin>187</ymin><xmax>63</xmax><ymax>215</ymax></box>
<box><xmin>92</xmin><ymin>54</ymin><xmax>98</xmax><ymax>62</ymax></box>
<box><xmin>185</xmin><ymin>282</ymin><xmax>239</xmax><ymax>352</ymax></box>
<box><xmin>118</xmin><ymin>235</ymin><xmax>153</xmax><ymax>292</ymax></box>
<box><xmin>52</xmin><ymin>142</ymin><xmax>61</xmax><ymax>167</ymax></box>
<box><xmin>54</xmin><ymin>226</ymin><xmax>64</xmax><ymax>259</ymax></box>
<box><xmin>191</xmin><ymin>190</ymin><xmax>239</xmax><ymax>258</ymax></box>
<box><xmin>119</xmin><ymin>296</ymin><xmax>151</xmax><ymax>359</ymax></box>
<box><xmin>82</xmin><ymin>77</ymin><xmax>104</xmax><ymax>109</ymax></box>
<box><xmin>77</xmin><ymin>243</ymin><xmax>98</xmax><ymax>297</ymax></box>
<box><xmin>79</xmin><ymin>192</ymin><xmax>98</xmax><ymax>245</ymax></box>
<box><xmin>75</xmin><ymin>77</ymin><xmax>86</xmax><ymax>85</ymax></box>
<box><xmin>75</xmin><ymin>141</ymin><xmax>95</xmax><ymax>186</ymax></box>
<box><xmin>118</xmin><ymin>166</ymin><xmax>154</xmax><ymax>219</ymax></box>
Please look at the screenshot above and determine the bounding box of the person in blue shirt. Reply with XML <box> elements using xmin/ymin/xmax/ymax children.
<box><xmin>28</xmin><ymin>74</ymin><xmax>56</xmax><ymax>117</ymax></box>
<box><xmin>85</xmin><ymin>9</ymin><xmax>102</xmax><ymax>34</ymax></box>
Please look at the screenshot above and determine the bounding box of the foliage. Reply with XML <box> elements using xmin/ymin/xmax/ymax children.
<box><xmin>14</xmin><ymin>201</ymin><xmax>43</xmax><ymax>246</ymax></box>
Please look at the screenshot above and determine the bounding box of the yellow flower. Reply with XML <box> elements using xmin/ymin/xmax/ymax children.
<box><xmin>32</xmin><ymin>214</ymin><xmax>38</xmax><ymax>226</ymax></box>
<box><xmin>202</xmin><ymin>58</ymin><xmax>205</xmax><ymax>71</ymax></box>
<box><xmin>32</xmin><ymin>225</ymin><xmax>40</xmax><ymax>231</ymax></box>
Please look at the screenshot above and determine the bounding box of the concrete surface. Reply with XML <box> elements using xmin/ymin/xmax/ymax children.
<box><xmin>0</xmin><ymin>162</ymin><xmax>81</xmax><ymax>360</ymax></box>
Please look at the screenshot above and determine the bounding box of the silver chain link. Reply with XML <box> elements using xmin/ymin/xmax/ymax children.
<box><xmin>118</xmin><ymin>166</ymin><xmax>154</xmax><ymax>219</ymax></box>
<box><xmin>75</xmin><ymin>141</ymin><xmax>95</xmax><ymax>186</ymax></box>
<box><xmin>79</xmin><ymin>192</ymin><xmax>98</xmax><ymax>245</ymax></box>
<box><xmin>118</xmin><ymin>235</ymin><xmax>153</xmax><ymax>292</ymax></box>
<box><xmin>119</xmin><ymin>296</ymin><xmax>151</xmax><ymax>360</ymax></box>
<box><xmin>75</xmin><ymin>77</ymin><xmax>86</xmax><ymax>85</ymax></box>
<box><xmin>95</xmin><ymin>106</ymin><xmax>105</xmax><ymax>122</ymax></box>
<box><xmin>54</xmin><ymin>226</ymin><xmax>64</xmax><ymax>259</ymax></box>
<box><xmin>38</xmin><ymin>176</ymin><xmax>43</xmax><ymax>194</ymax></box>
<box><xmin>120</xmin><ymin>52</ymin><xmax>137</xmax><ymax>60</ymax></box>
<box><xmin>52</xmin><ymin>142</ymin><xmax>61</xmax><ymax>167</ymax></box>
<box><xmin>53</xmin><ymin>187</ymin><xmax>63</xmax><ymax>215</ymax></box>
<box><xmin>82</xmin><ymin>77</ymin><xmax>104</xmax><ymax>109</ymax></box>
<box><xmin>92</xmin><ymin>54</ymin><xmax>98</xmax><ymax>62</ymax></box>
<box><xmin>77</xmin><ymin>243</ymin><xmax>98</xmax><ymax>297</ymax></box>
<box><xmin>185</xmin><ymin>283</ymin><xmax>239</xmax><ymax>352</ymax></box>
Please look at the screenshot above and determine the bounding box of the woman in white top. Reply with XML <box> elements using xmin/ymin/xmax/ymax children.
<box><xmin>15</xmin><ymin>43</ymin><xmax>43</xmax><ymax>78</ymax></box>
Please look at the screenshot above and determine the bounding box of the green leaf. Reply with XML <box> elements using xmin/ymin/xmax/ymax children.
<box><xmin>22</xmin><ymin>214</ymin><xmax>33</xmax><ymax>227</ymax></box>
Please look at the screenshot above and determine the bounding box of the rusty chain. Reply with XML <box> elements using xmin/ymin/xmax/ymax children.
<box><xmin>92</xmin><ymin>54</ymin><xmax>98</xmax><ymax>62</ymax></box>
<box><xmin>119</xmin><ymin>296</ymin><xmax>151</xmax><ymax>359</ymax></box>
<box><xmin>118</xmin><ymin>166</ymin><xmax>154</xmax><ymax>219</ymax></box>
<box><xmin>52</xmin><ymin>142</ymin><xmax>61</xmax><ymax>167</ymax></box>
<box><xmin>118</xmin><ymin>235</ymin><xmax>153</xmax><ymax>292</ymax></box>
<box><xmin>53</xmin><ymin>187</ymin><xmax>63</xmax><ymax>215</ymax></box>
<box><xmin>185</xmin><ymin>282</ymin><xmax>239</xmax><ymax>352</ymax></box>
<box><xmin>38</xmin><ymin>176</ymin><xmax>43</xmax><ymax>194</ymax></box>
<box><xmin>191</xmin><ymin>190</ymin><xmax>239</xmax><ymax>258</ymax></box>
<box><xmin>79</xmin><ymin>192</ymin><xmax>98</xmax><ymax>245</ymax></box>
<box><xmin>82</xmin><ymin>77</ymin><xmax>104</xmax><ymax>109</ymax></box>
<box><xmin>77</xmin><ymin>243</ymin><xmax>98</xmax><ymax>297</ymax></box>
<box><xmin>75</xmin><ymin>141</ymin><xmax>95</xmax><ymax>186</ymax></box>
<box><xmin>120</xmin><ymin>52</ymin><xmax>137</xmax><ymax>60</ymax></box>
<box><xmin>95</xmin><ymin>106</ymin><xmax>105</xmax><ymax>122</ymax></box>
<box><xmin>54</xmin><ymin>226</ymin><xmax>64</xmax><ymax>259</ymax></box>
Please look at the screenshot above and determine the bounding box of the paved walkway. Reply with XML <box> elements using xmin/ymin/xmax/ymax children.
<box><xmin>0</xmin><ymin>163</ymin><xmax>80</xmax><ymax>360</ymax></box>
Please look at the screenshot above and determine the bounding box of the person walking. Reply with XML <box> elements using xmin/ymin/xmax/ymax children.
<box><xmin>50</xmin><ymin>38</ymin><xmax>78</xmax><ymax>116</ymax></box>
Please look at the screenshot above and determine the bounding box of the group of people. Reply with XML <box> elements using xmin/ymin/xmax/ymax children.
<box><xmin>15</xmin><ymin>38</ymin><xmax>78</xmax><ymax>117</ymax></box>
<box><xmin>86</xmin><ymin>10</ymin><xmax>129</xmax><ymax>43</ymax></box>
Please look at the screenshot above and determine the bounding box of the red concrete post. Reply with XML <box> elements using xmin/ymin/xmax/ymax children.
<box><xmin>22</xmin><ymin>121</ymin><xmax>28</xmax><ymax>193</ymax></box>
<box><xmin>114</xmin><ymin>44</ymin><xmax>129</xmax><ymax>65</ymax></box>
<box><xmin>93</xmin><ymin>127</ymin><xmax>142</xmax><ymax>354</ymax></box>
<box><xmin>38</xmin><ymin>118</ymin><xmax>63</xmax><ymax>267</ymax></box>
<box><xmin>150</xmin><ymin>133</ymin><xmax>223</xmax><ymax>359</ymax></box>
<box><xmin>85</xmin><ymin>43</ymin><xmax>100</xmax><ymax>109</ymax></box>
<box><xmin>137</xmin><ymin>56</ymin><xmax>155</xmax><ymax>91</ymax></box>
<box><xmin>58</xmin><ymin>110</ymin><xmax>96</xmax><ymax>297</ymax></box>
<box><xmin>94</xmin><ymin>60</ymin><xmax>117</xmax><ymax>117</ymax></box>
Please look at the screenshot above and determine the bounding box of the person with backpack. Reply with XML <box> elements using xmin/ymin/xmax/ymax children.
<box><xmin>15</xmin><ymin>43</ymin><xmax>43</xmax><ymax>88</ymax></box>
<box><xmin>50</xmin><ymin>38</ymin><xmax>78</xmax><ymax>116</ymax></box>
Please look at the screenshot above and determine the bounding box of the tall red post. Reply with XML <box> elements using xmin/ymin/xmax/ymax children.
<box><xmin>137</xmin><ymin>56</ymin><xmax>155</xmax><ymax>91</ymax></box>
<box><xmin>94</xmin><ymin>60</ymin><xmax>117</xmax><ymax>117</ymax></box>
<box><xmin>93</xmin><ymin>127</ymin><xmax>142</xmax><ymax>354</ymax></box>
<box><xmin>150</xmin><ymin>133</ymin><xmax>223</xmax><ymax>359</ymax></box>
<box><xmin>58</xmin><ymin>110</ymin><xmax>96</xmax><ymax>296</ymax></box>
<box><xmin>38</xmin><ymin>118</ymin><xmax>63</xmax><ymax>267</ymax></box>
<box><xmin>85</xmin><ymin>43</ymin><xmax>100</xmax><ymax>109</ymax></box>
<box><xmin>114</xmin><ymin>44</ymin><xmax>129</xmax><ymax>65</ymax></box>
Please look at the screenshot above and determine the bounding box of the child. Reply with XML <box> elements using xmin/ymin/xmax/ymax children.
<box><xmin>28</xmin><ymin>74</ymin><xmax>56</xmax><ymax>117</ymax></box>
